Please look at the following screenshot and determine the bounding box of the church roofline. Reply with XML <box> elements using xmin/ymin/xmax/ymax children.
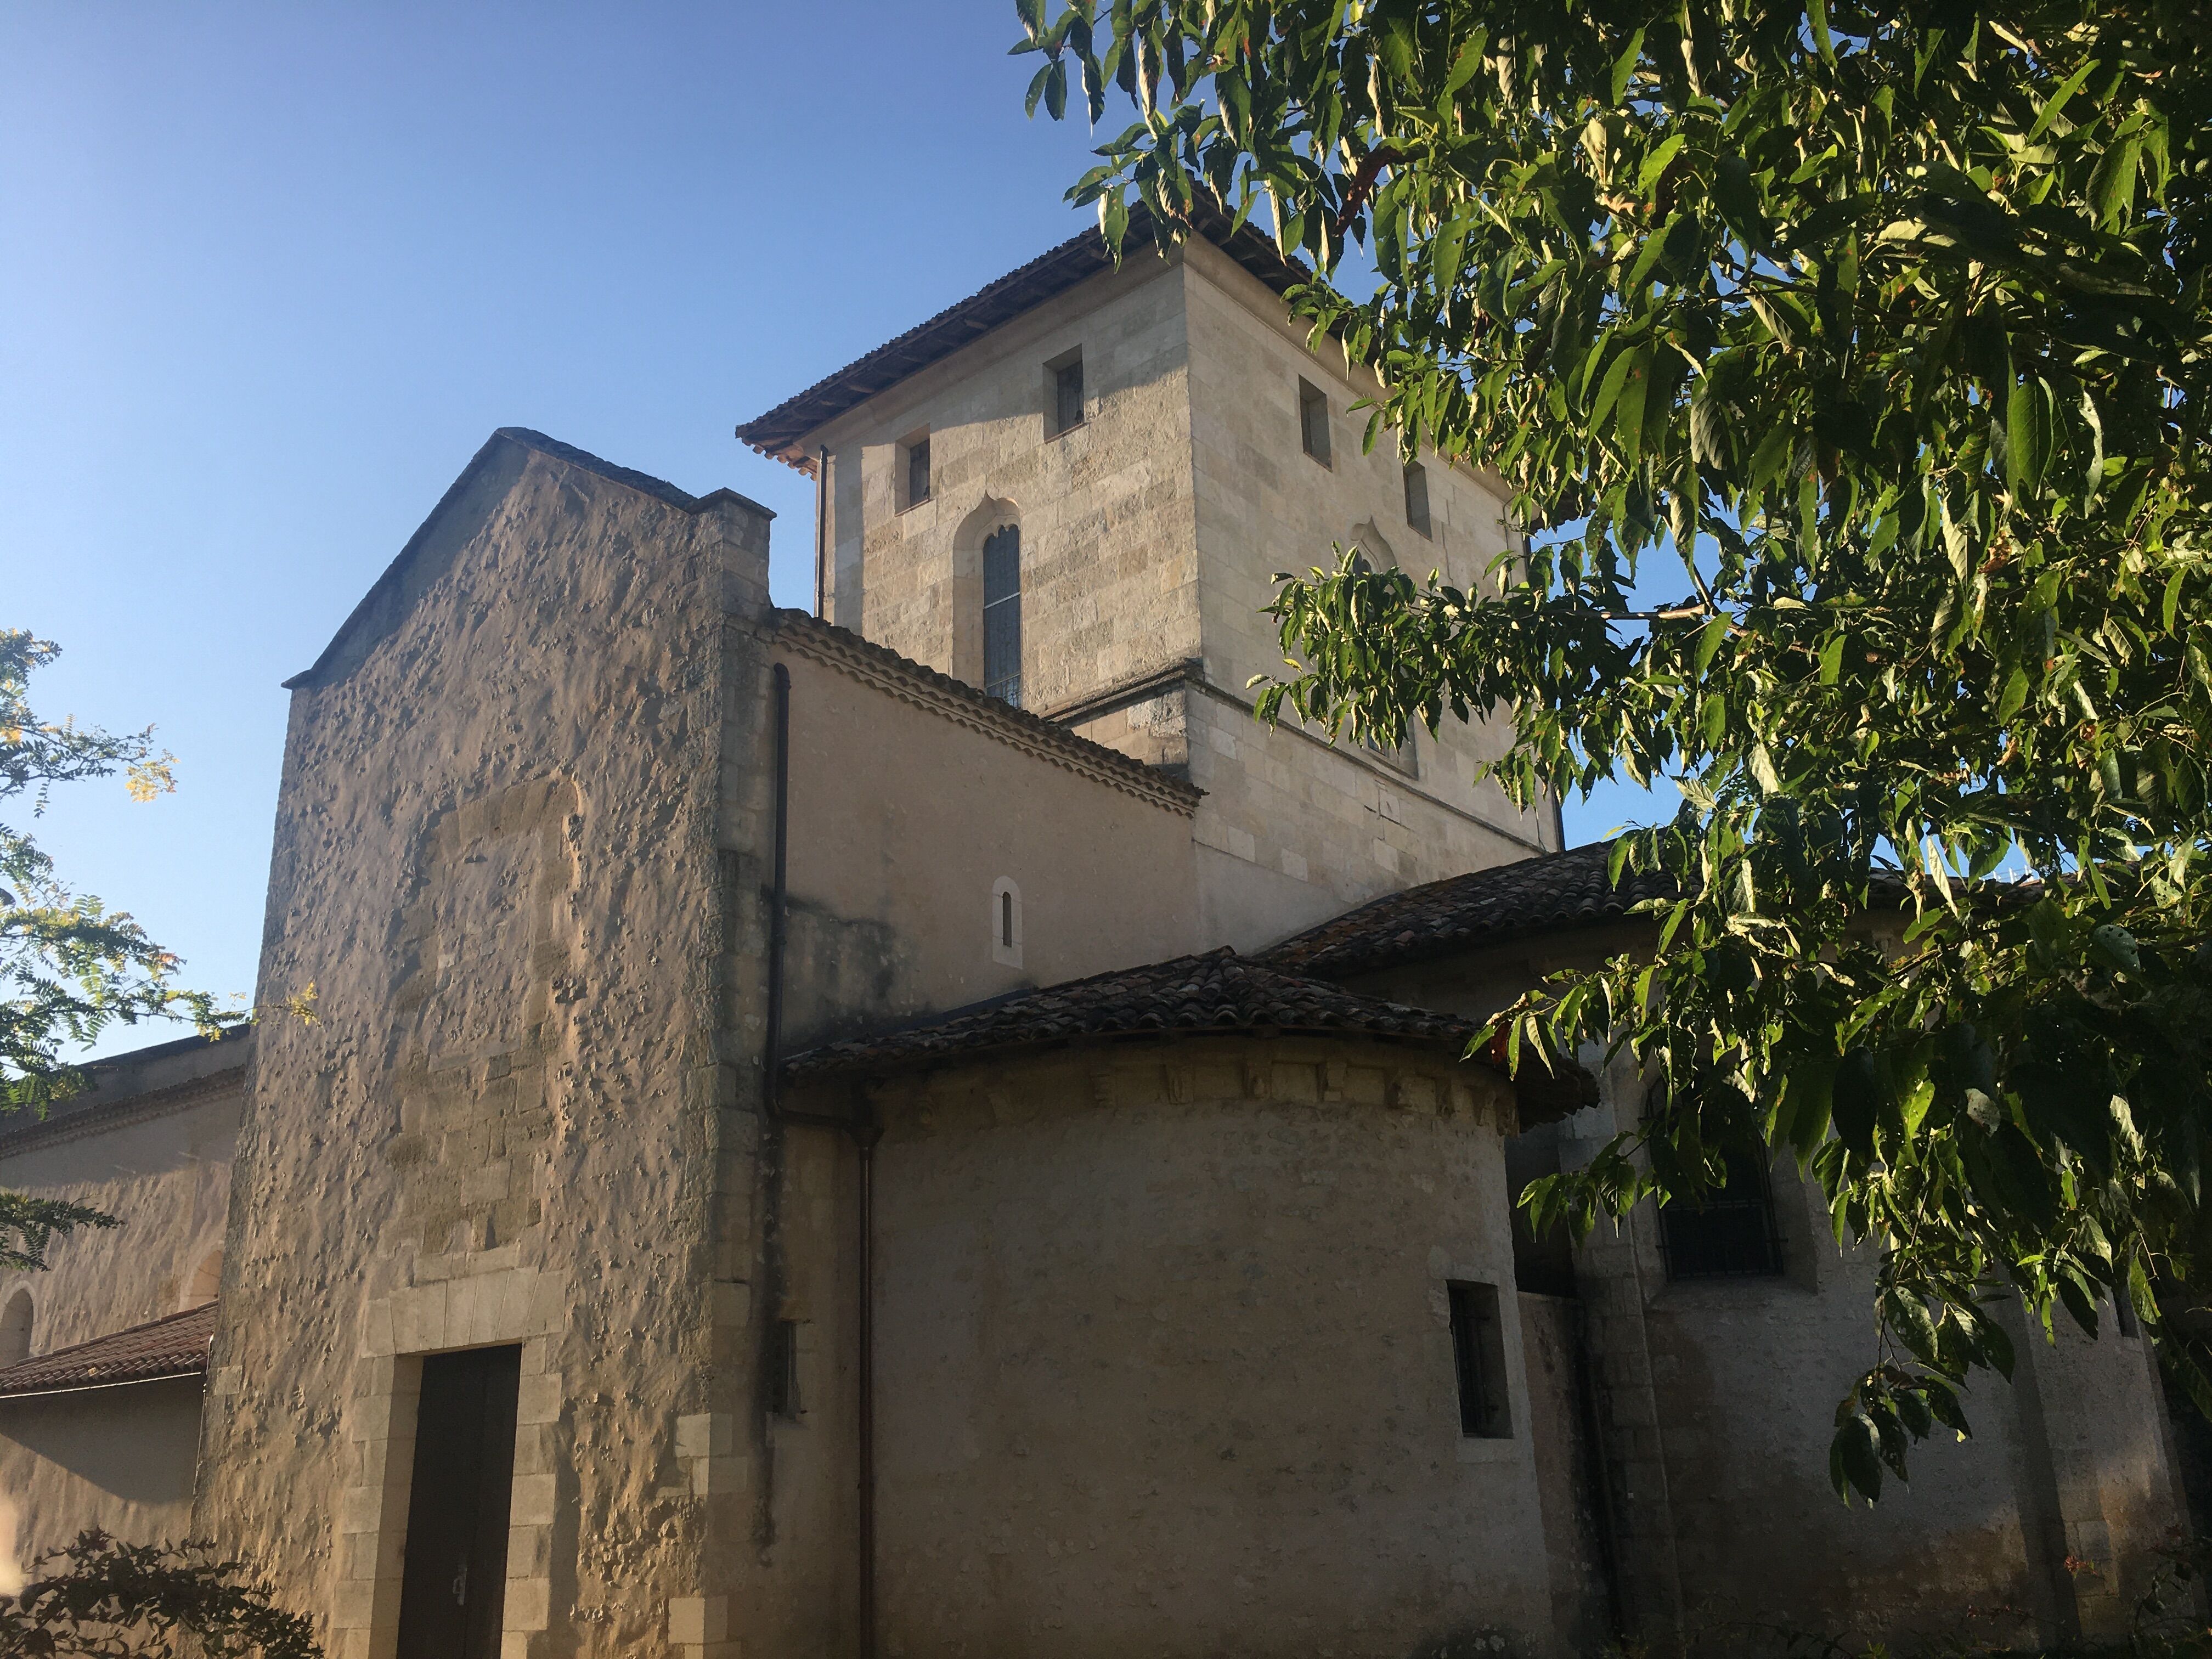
<box><xmin>735</xmin><ymin>200</ymin><xmax>1311</xmax><ymax>473</ymax></box>
<box><xmin>779</xmin><ymin>947</ymin><xmax>1488</xmax><ymax>1084</ymax></box>
<box><xmin>770</xmin><ymin>609</ymin><xmax>1203</xmax><ymax>816</ymax></box>
<box><xmin>283</xmin><ymin>428</ymin><xmax>772</xmax><ymax>691</ymax></box>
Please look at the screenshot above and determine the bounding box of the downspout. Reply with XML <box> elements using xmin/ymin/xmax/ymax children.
<box><xmin>764</xmin><ymin>664</ymin><xmax>791</xmax><ymax>1114</ymax></box>
<box><xmin>759</xmin><ymin>657</ymin><xmax>879</xmax><ymax>1658</ymax></box>
<box><xmin>813</xmin><ymin>447</ymin><xmax>831</xmax><ymax>619</ymax></box>
<box><xmin>855</xmin><ymin>1105</ymin><xmax>882</xmax><ymax>1659</ymax></box>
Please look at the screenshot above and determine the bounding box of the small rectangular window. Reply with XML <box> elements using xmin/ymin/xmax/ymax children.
<box><xmin>769</xmin><ymin>1319</ymin><xmax>801</xmax><ymax>1418</ymax></box>
<box><xmin>1403</xmin><ymin>461</ymin><xmax>1432</xmax><ymax>537</ymax></box>
<box><xmin>1048</xmin><ymin>351</ymin><xmax>1085</xmax><ymax>436</ymax></box>
<box><xmin>1660</xmin><ymin>1155</ymin><xmax>1785</xmax><ymax>1280</ymax></box>
<box><xmin>1447</xmin><ymin>1282</ymin><xmax>1510</xmax><ymax>1438</ymax></box>
<box><xmin>902</xmin><ymin>433</ymin><xmax>931</xmax><ymax>509</ymax></box>
<box><xmin>1298</xmin><ymin>377</ymin><xmax>1331</xmax><ymax>466</ymax></box>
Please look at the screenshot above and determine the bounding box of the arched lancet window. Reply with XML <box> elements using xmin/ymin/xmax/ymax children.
<box><xmin>185</xmin><ymin>1248</ymin><xmax>224</xmax><ymax>1308</ymax></box>
<box><xmin>982</xmin><ymin>523</ymin><xmax>1022</xmax><ymax>707</ymax></box>
<box><xmin>0</xmin><ymin>1289</ymin><xmax>33</xmax><ymax>1367</ymax></box>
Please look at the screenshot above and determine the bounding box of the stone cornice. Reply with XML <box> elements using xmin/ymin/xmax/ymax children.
<box><xmin>767</xmin><ymin>611</ymin><xmax>1203</xmax><ymax>817</ymax></box>
<box><xmin>0</xmin><ymin>1068</ymin><xmax>246</xmax><ymax>1160</ymax></box>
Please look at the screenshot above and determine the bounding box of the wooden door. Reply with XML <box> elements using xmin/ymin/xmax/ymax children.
<box><xmin>396</xmin><ymin>1345</ymin><xmax>521</xmax><ymax>1659</ymax></box>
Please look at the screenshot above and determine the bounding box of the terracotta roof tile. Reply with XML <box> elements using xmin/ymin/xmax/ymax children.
<box><xmin>0</xmin><ymin>1301</ymin><xmax>215</xmax><ymax>1397</ymax></box>
<box><xmin>782</xmin><ymin>949</ymin><xmax>1483</xmax><ymax>1081</ymax></box>
<box><xmin>1265</xmin><ymin>843</ymin><xmax>1677</xmax><ymax>978</ymax></box>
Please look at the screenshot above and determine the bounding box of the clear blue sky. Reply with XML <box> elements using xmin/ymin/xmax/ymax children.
<box><xmin>5</xmin><ymin>4</ymin><xmax>1653</xmax><ymax>1054</ymax></box>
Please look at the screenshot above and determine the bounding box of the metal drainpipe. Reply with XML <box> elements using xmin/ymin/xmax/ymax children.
<box><xmin>855</xmin><ymin>1107</ymin><xmax>882</xmax><ymax>1659</ymax></box>
<box><xmin>813</xmin><ymin>447</ymin><xmax>830</xmax><ymax>619</ymax></box>
<box><xmin>759</xmin><ymin>661</ymin><xmax>879</xmax><ymax>1658</ymax></box>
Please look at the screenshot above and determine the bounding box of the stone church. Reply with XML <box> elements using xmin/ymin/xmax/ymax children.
<box><xmin>0</xmin><ymin>212</ymin><xmax>2190</xmax><ymax>1658</ymax></box>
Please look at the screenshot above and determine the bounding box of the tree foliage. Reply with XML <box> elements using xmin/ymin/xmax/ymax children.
<box><xmin>1018</xmin><ymin>0</ymin><xmax>2211</xmax><ymax>1497</ymax></box>
<box><xmin>0</xmin><ymin>1531</ymin><xmax>318</xmax><ymax>1659</ymax></box>
<box><xmin>1</xmin><ymin>630</ymin><xmax>232</xmax><ymax>1269</ymax></box>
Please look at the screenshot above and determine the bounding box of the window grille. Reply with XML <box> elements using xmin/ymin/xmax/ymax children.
<box><xmin>906</xmin><ymin>436</ymin><xmax>931</xmax><ymax>507</ymax></box>
<box><xmin>1053</xmin><ymin>356</ymin><xmax>1085</xmax><ymax>435</ymax></box>
<box><xmin>1299</xmin><ymin>378</ymin><xmax>1331</xmax><ymax>465</ymax></box>
<box><xmin>983</xmin><ymin>523</ymin><xmax>1022</xmax><ymax>707</ymax></box>
<box><xmin>1659</xmin><ymin>1155</ymin><xmax>1786</xmax><ymax>1280</ymax></box>
<box><xmin>1404</xmin><ymin>462</ymin><xmax>1432</xmax><ymax>536</ymax></box>
<box><xmin>1447</xmin><ymin>1282</ymin><xmax>1510</xmax><ymax>1437</ymax></box>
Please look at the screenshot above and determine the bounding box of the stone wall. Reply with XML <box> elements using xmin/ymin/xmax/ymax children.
<box><xmin>769</xmin><ymin>617</ymin><xmax>1202</xmax><ymax>1051</ymax></box>
<box><xmin>0</xmin><ymin>1031</ymin><xmax>246</xmax><ymax>1558</ymax></box>
<box><xmin>1340</xmin><ymin>921</ymin><xmax>2193</xmax><ymax>1651</ymax></box>
<box><xmin>816</xmin><ymin>252</ymin><xmax>1200</xmax><ymax>714</ymax></box>
<box><xmin>782</xmin><ymin>1036</ymin><xmax>1555</xmax><ymax>1659</ymax></box>
<box><xmin>794</xmin><ymin>232</ymin><xmax>1563</xmax><ymax>958</ymax></box>
<box><xmin>194</xmin><ymin>431</ymin><xmax>776</xmax><ymax>1659</ymax></box>
<box><xmin>0</xmin><ymin>1032</ymin><xmax>245</xmax><ymax>1358</ymax></box>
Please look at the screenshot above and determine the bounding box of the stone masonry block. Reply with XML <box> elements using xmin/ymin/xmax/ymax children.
<box><xmin>515</xmin><ymin>1370</ymin><xmax>562</xmax><ymax>1427</ymax></box>
<box><xmin>692</xmin><ymin>1455</ymin><xmax>749</xmax><ymax>1497</ymax></box>
<box><xmin>391</xmin><ymin>1284</ymin><xmax>448</xmax><ymax>1355</ymax></box>
<box><xmin>358</xmin><ymin>1301</ymin><xmax>396</xmax><ymax>1359</ymax></box>
<box><xmin>507</xmin><ymin>1523</ymin><xmax>554</xmax><ymax>1580</ymax></box>
<box><xmin>503</xmin><ymin>1576</ymin><xmax>552</xmax><ymax>1632</ymax></box>
<box><xmin>676</xmin><ymin>1412</ymin><xmax>733</xmax><ymax>1460</ymax></box>
<box><xmin>509</xmin><ymin>1473</ymin><xmax>557</xmax><ymax>1528</ymax></box>
<box><xmin>668</xmin><ymin>1596</ymin><xmax>729</xmax><ymax>1646</ymax></box>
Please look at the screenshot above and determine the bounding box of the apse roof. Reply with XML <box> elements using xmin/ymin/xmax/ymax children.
<box><xmin>781</xmin><ymin>947</ymin><xmax>1483</xmax><ymax>1081</ymax></box>
<box><xmin>1263</xmin><ymin>842</ymin><xmax>1679</xmax><ymax>979</ymax></box>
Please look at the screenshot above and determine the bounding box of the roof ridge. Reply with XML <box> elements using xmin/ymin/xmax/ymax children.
<box><xmin>782</xmin><ymin>945</ymin><xmax>1483</xmax><ymax>1082</ymax></box>
<box><xmin>736</xmin><ymin>200</ymin><xmax>1310</xmax><ymax>469</ymax></box>
<box><xmin>771</xmin><ymin>610</ymin><xmax>1203</xmax><ymax>816</ymax></box>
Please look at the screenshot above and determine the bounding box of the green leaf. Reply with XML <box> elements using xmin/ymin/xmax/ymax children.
<box><xmin>1608</xmin><ymin>28</ymin><xmax>1646</xmax><ymax>109</ymax></box>
<box><xmin>2090</xmin><ymin>132</ymin><xmax>2143</xmax><ymax>228</ymax></box>
<box><xmin>1692</xmin><ymin>614</ymin><xmax>1729</xmax><ymax>678</ymax></box>
<box><xmin>1615</xmin><ymin>345</ymin><xmax>1652</xmax><ymax>461</ymax></box>
<box><xmin>1712</xmin><ymin>157</ymin><xmax>1774</xmax><ymax>252</ymax></box>
<box><xmin>1996</xmin><ymin>667</ymin><xmax>2030</xmax><ymax>724</ymax></box>
<box><xmin>1637</xmin><ymin>134</ymin><xmax>1685</xmax><ymax>200</ymax></box>
<box><xmin>2026</xmin><ymin>58</ymin><xmax>2098</xmax><ymax>142</ymax></box>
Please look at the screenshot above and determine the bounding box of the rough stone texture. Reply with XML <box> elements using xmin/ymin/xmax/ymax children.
<box><xmin>784</xmin><ymin>1040</ymin><xmax>1544</xmax><ymax>1659</ymax></box>
<box><xmin>194</xmin><ymin>431</ymin><xmax>774</xmax><ymax>1659</ymax></box>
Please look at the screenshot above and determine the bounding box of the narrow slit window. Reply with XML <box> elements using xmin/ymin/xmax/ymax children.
<box><xmin>1298</xmin><ymin>378</ymin><xmax>1331</xmax><ymax>466</ymax></box>
<box><xmin>1447</xmin><ymin>1282</ymin><xmax>1510</xmax><ymax>1438</ymax></box>
<box><xmin>982</xmin><ymin>523</ymin><xmax>1022</xmax><ymax>707</ymax></box>
<box><xmin>1000</xmin><ymin>889</ymin><xmax>1014</xmax><ymax>947</ymax></box>
<box><xmin>1403</xmin><ymin>461</ymin><xmax>1432</xmax><ymax>537</ymax></box>
<box><xmin>769</xmin><ymin>1319</ymin><xmax>801</xmax><ymax>1417</ymax></box>
<box><xmin>1659</xmin><ymin>1154</ymin><xmax>1785</xmax><ymax>1280</ymax></box>
<box><xmin>904</xmin><ymin>435</ymin><xmax>932</xmax><ymax>508</ymax></box>
<box><xmin>1050</xmin><ymin>352</ymin><xmax>1085</xmax><ymax>436</ymax></box>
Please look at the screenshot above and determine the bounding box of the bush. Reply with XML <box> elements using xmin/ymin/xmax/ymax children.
<box><xmin>0</xmin><ymin>1530</ymin><xmax>317</xmax><ymax>1658</ymax></box>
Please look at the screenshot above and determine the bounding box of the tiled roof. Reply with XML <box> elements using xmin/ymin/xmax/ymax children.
<box><xmin>735</xmin><ymin>201</ymin><xmax>1311</xmax><ymax>470</ymax></box>
<box><xmin>782</xmin><ymin>949</ymin><xmax>1483</xmax><ymax>1081</ymax></box>
<box><xmin>0</xmin><ymin>1302</ymin><xmax>215</xmax><ymax>1398</ymax></box>
<box><xmin>1265</xmin><ymin>842</ymin><xmax>1678</xmax><ymax>978</ymax></box>
<box><xmin>774</xmin><ymin>611</ymin><xmax>1201</xmax><ymax>815</ymax></box>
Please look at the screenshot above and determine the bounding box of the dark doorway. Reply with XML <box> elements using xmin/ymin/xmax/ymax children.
<box><xmin>396</xmin><ymin>1345</ymin><xmax>521</xmax><ymax>1659</ymax></box>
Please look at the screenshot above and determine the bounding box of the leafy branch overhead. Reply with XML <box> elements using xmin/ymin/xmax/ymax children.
<box><xmin>0</xmin><ymin>629</ymin><xmax>240</xmax><ymax>1268</ymax></box>
<box><xmin>1019</xmin><ymin>0</ymin><xmax>2210</xmax><ymax>1499</ymax></box>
